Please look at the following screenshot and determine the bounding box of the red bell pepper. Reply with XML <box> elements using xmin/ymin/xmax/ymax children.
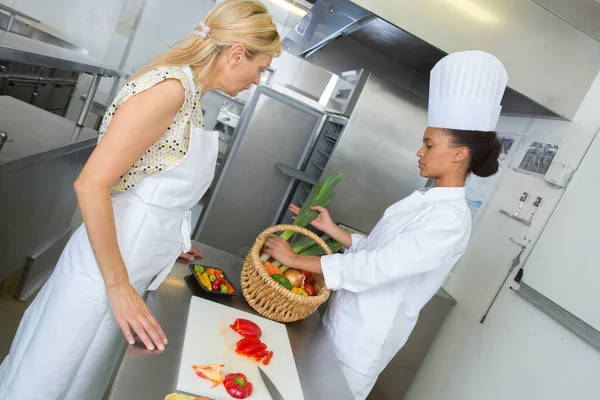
<box><xmin>262</xmin><ymin>350</ymin><xmax>274</xmax><ymax>365</ymax></box>
<box><xmin>303</xmin><ymin>283</ymin><xmax>316</xmax><ymax>296</ymax></box>
<box><xmin>230</xmin><ymin>318</ymin><xmax>262</xmax><ymax>338</ymax></box>
<box><xmin>223</xmin><ymin>373</ymin><xmax>253</xmax><ymax>399</ymax></box>
<box><xmin>212</xmin><ymin>278</ymin><xmax>224</xmax><ymax>291</ymax></box>
<box><xmin>299</xmin><ymin>270</ymin><xmax>316</xmax><ymax>286</ymax></box>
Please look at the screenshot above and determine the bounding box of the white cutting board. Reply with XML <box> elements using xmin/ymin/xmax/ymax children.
<box><xmin>176</xmin><ymin>296</ymin><xmax>304</xmax><ymax>400</ymax></box>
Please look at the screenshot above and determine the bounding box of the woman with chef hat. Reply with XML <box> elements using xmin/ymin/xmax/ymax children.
<box><xmin>264</xmin><ymin>50</ymin><xmax>508</xmax><ymax>399</ymax></box>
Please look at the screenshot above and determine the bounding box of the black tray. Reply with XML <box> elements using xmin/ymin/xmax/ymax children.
<box><xmin>188</xmin><ymin>263</ymin><xmax>237</xmax><ymax>296</ymax></box>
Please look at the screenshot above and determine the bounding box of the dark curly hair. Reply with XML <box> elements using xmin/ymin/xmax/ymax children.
<box><xmin>446</xmin><ymin>129</ymin><xmax>502</xmax><ymax>178</ymax></box>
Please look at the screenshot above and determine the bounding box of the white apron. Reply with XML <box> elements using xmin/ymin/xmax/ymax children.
<box><xmin>0</xmin><ymin>67</ymin><xmax>218</xmax><ymax>400</ymax></box>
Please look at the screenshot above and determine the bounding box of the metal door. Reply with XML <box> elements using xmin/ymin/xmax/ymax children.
<box><xmin>195</xmin><ymin>85</ymin><xmax>326</xmax><ymax>254</ymax></box>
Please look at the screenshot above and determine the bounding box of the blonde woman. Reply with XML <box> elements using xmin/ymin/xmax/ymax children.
<box><xmin>0</xmin><ymin>1</ymin><xmax>280</xmax><ymax>398</ymax></box>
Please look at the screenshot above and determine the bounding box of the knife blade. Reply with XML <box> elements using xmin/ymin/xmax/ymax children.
<box><xmin>258</xmin><ymin>366</ymin><xmax>284</xmax><ymax>400</ymax></box>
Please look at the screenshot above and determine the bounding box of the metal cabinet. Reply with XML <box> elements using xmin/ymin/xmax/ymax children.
<box><xmin>1</xmin><ymin>78</ymin><xmax>36</xmax><ymax>103</ymax></box>
<box><xmin>0</xmin><ymin>61</ymin><xmax>78</xmax><ymax>116</ymax></box>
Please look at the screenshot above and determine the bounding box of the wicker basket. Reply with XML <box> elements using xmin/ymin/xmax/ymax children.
<box><xmin>241</xmin><ymin>224</ymin><xmax>332</xmax><ymax>323</ymax></box>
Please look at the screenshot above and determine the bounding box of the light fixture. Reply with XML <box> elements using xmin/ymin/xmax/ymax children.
<box><xmin>319</xmin><ymin>74</ymin><xmax>340</xmax><ymax>106</ymax></box>
<box><xmin>266</xmin><ymin>0</ymin><xmax>308</xmax><ymax>18</ymax></box>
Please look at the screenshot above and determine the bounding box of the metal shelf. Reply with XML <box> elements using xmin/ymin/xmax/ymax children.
<box><xmin>323</xmin><ymin>133</ymin><xmax>339</xmax><ymax>143</ymax></box>
<box><xmin>318</xmin><ymin>149</ymin><xmax>332</xmax><ymax>158</ymax></box>
<box><xmin>276</xmin><ymin>162</ymin><xmax>318</xmax><ymax>185</ymax></box>
<box><xmin>311</xmin><ymin>161</ymin><xmax>325</xmax><ymax>171</ymax></box>
<box><xmin>0</xmin><ymin>30</ymin><xmax>121</xmax><ymax>77</ymax></box>
<box><xmin>499</xmin><ymin>209</ymin><xmax>532</xmax><ymax>226</ymax></box>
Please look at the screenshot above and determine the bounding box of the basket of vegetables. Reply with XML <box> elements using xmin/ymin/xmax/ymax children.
<box><xmin>241</xmin><ymin>171</ymin><xmax>343</xmax><ymax>323</ymax></box>
<box><xmin>241</xmin><ymin>224</ymin><xmax>333</xmax><ymax>323</ymax></box>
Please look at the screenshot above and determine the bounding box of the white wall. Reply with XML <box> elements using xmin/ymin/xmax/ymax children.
<box><xmin>405</xmin><ymin>71</ymin><xmax>600</xmax><ymax>400</ymax></box>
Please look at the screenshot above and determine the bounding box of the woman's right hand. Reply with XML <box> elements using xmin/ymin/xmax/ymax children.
<box><xmin>289</xmin><ymin>204</ymin><xmax>336</xmax><ymax>234</ymax></box>
<box><xmin>107</xmin><ymin>281</ymin><xmax>168</xmax><ymax>351</ymax></box>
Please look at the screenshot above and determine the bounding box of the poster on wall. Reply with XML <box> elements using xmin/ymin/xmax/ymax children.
<box><xmin>515</xmin><ymin>140</ymin><xmax>560</xmax><ymax>176</ymax></box>
<box><xmin>465</xmin><ymin>132</ymin><xmax>518</xmax><ymax>217</ymax></box>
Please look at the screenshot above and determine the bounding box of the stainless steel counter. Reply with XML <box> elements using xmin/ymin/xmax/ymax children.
<box><xmin>107</xmin><ymin>241</ymin><xmax>353</xmax><ymax>400</ymax></box>
<box><xmin>0</xmin><ymin>96</ymin><xmax>97</xmax><ymax>291</ymax></box>
<box><xmin>0</xmin><ymin>96</ymin><xmax>97</xmax><ymax>173</ymax></box>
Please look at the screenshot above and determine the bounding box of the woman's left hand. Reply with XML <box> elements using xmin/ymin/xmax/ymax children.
<box><xmin>264</xmin><ymin>237</ymin><xmax>296</xmax><ymax>267</ymax></box>
<box><xmin>178</xmin><ymin>248</ymin><xmax>203</xmax><ymax>262</ymax></box>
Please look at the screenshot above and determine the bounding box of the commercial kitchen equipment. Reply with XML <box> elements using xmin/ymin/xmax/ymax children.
<box><xmin>194</xmin><ymin>58</ymin><xmax>429</xmax><ymax>253</ymax></box>
<box><xmin>0</xmin><ymin>96</ymin><xmax>97</xmax><ymax>299</ymax></box>
<box><xmin>0</xmin><ymin>29</ymin><xmax>121</xmax><ymax>123</ymax></box>
<box><xmin>194</xmin><ymin>83</ymin><xmax>335</xmax><ymax>255</ymax></box>
<box><xmin>0</xmin><ymin>28</ymin><xmax>120</xmax><ymax>298</ymax></box>
<box><xmin>282</xmin><ymin>0</ymin><xmax>600</xmax><ymax>120</ymax></box>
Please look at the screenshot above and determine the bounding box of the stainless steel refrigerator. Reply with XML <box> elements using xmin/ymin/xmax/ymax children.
<box><xmin>194</xmin><ymin>84</ymin><xmax>345</xmax><ymax>255</ymax></box>
<box><xmin>320</xmin><ymin>69</ymin><xmax>428</xmax><ymax>234</ymax></box>
<box><xmin>195</xmin><ymin>68</ymin><xmax>428</xmax><ymax>254</ymax></box>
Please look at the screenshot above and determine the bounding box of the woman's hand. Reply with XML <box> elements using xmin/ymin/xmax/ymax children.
<box><xmin>178</xmin><ymin>248</ymin><xmax>203</xmax><ymax>262</ymax></box>
<box><xmin>107</xmin><ymin>281</ymin><xmax>168</xmax><ymax>351</ymax></box>
<box><xmin>289</xmin><ymin>204</ymin><xmax>352</xmax><ymax>248</ymax></box>
<box><xmin>263</xmin><ymin>237</ymin><xmax>297</xmax><ymax>267</ymax></box>
<box><xmin>289</xmin><ymin>205</ymin><xmax>336</xmax><ymax>235</ymax></box>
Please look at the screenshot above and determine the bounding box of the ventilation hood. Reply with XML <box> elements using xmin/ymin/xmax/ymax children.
<box><xmin>282</xmin><ymin>0</ymin><xmax>600</xmax><ymax>120</ymax></box>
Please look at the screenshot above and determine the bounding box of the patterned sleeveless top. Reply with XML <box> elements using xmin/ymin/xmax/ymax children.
<box><xmin>98</xmin><ymin>66</ymin><xmax>205</xmax><ymax>193</ymax></box>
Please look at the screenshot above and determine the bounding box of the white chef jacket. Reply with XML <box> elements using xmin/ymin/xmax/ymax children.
<box><xmin>321</xmin><ymin>187</ymin><xmax>471</xmax><ymax>377</ymax></box>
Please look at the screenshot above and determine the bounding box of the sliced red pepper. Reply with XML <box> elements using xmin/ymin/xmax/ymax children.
<box><xmin>230</xmin><ymin>318</ymin><xmax>262</xmax><ymax>339</ymax></box>
<box><xmin>262</xmin><ymin>350</ymin><xmax>274</xmax><ymax>365</ymax></box>
<box><xmin>253</xmin><ymin>350</ymin><xmax>269</xmax><ymax>361</ymax></box>
<box><xmin>239</xmin><ymin>343</ymin><xmax>267</xmax><ymax>356</ymax></box>
<box><xmin>236</xmin><ymin>337</ymin><xmax>261</xmax><ymax>349</ymax></box>
<box><xmin>235</xmin><ymin>348</ymin><xmax>246</xmax><ymax>356</ymax></box>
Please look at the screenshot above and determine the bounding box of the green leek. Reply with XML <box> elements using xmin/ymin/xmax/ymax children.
<box><xmin>280</xmin><ymin>171</ymin><xmax>343</xmax><ymax>241</ymax></box>
<box><xmin>261</xmin><ymin>171</ymin><xmax>343</xmax><ymax>263</ymax></box>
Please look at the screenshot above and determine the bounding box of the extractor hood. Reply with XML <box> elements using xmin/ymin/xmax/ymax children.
<box><xmin>282</xmin><ymin>0</ymin><xmax>600</xmax><ymax>120</ymax></box>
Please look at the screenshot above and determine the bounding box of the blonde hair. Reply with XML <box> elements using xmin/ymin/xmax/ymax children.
<box><xmin>130</xmin><ymin>0</ymin><xmax>281</xmax><ymax>82</ymax></box>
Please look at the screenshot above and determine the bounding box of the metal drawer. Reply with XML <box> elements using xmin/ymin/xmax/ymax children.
<box><xmin>47</xmin><ymin>82</ymin><xmax>76</xmax><ymax>111</ymax></box>
<box><xmin>31</xmin><ymin>82</ymin><xmax>53</xmax><ymax>109</ymax></box>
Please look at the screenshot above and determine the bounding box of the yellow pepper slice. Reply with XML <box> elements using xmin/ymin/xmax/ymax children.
<box><xmin>198</xmin><ymin>272</ymin><xmax>212</xmax><ymax>291</ymax></box>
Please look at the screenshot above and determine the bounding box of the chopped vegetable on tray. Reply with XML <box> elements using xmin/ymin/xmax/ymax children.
<box><xmin>192</xmin><ymin>265</ymin><xmax>235</xmax><ymax>294</ymax></box>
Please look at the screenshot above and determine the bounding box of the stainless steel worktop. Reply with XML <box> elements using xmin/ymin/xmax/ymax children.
<box><xmin>0</xmin><ymin>29</ymin><xmax>120</xmax><ymax>77</ymax></box>
<box><xmin>107</xmin><ymin>241</ymin><xmax>353</xmax><ymax>400</ymax></box>
<box><xmin>0</xmin><ymin>96</ymin><xmax>97</xmax><ymax>173</ymax></box>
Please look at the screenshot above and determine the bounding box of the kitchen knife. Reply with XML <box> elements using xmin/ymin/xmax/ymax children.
<box><xmin>258</xmin><ymin>366</ymin><xmax>284</xmax><ymax>400</ymax></box>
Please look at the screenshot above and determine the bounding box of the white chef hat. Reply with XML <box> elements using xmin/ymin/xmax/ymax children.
<box><xmin>428</xmin><ymin>50</ymin><xmax>508</xmax><ymax>132</ymax></box>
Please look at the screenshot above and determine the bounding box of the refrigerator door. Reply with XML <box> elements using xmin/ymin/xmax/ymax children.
<box><xmin>195</xmin><ymin>85</ymin><xmax>326</xmax><ymax>254</ymax></box>
<box><xmin>324</xmin><ymin>73</ymin><xmax>428</xmax><ymax>233</ymax></box>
